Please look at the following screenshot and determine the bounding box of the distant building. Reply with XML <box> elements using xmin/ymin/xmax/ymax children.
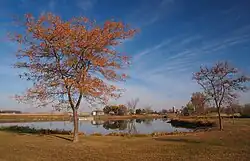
<box><xmin>91</xmin><ymin>110</ymin><xmax>105</xmax><ymax>116</ymax></box>
<box><xmin>91</xmin><ymin>120</ymin><xmax>105</xmax><ymax>126</ymax></box>
<box><xmin>109</xmin><ymin>111</ymin><xmax>115</xmax><ymax>115</ymax></box>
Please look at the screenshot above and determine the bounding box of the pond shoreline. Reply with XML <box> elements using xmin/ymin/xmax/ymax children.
<box><xmin>167</xmin><ymin>118</ymin><xmax>217</xmax><ymax>129</ymax></box>
<box><xmin>0</xmin><ymin>114</ymin><xmax>165</xmax><ymax>123</ymax></box>
<box><xmin>0</xmin><ymin>125</ymin><xmax>209</xmax><ymax>137</ymax></box>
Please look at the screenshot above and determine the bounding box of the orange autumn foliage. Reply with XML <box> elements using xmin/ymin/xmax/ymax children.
<box><xmin>11</xmin><ymin>13</ymin><xmax>137</xmax><ymax>142</ymax></box>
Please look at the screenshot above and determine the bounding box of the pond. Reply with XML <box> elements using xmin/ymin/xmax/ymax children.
<box><xmin>0</xmin><ymin>118</ymin><xmax>191</xmax><ymax>135</ymax></box>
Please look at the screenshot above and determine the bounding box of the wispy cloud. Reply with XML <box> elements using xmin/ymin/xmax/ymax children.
<box><xmin>126</xmin><ymin>0</ymin><xmax>176</xmax><ymax>28</ymax></box>
<box><xmin>77</xmin><ymin>0</ymin><xmax>97</xmax><ymax>11</ymax></box>
<box><xmin>133</xmin><ymin>40</ymin><xmax>172</xmax><ymax>61</ymax></box>
<box><xmin>118</xmin><ymin>24</ymin><xmax>250</xmax><ymax>109</ymax></box>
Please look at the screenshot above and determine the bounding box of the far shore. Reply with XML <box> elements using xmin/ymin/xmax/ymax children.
<box><xmin>0</xmin><ymin>113</ymin><xmax>166</xmax><ymax>123</ymax></box>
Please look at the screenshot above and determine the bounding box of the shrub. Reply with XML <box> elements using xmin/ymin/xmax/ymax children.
<box><xmin>90</xmin><ymin>133</ymin><xmax>102</xmax><ymax>136</ymax></box>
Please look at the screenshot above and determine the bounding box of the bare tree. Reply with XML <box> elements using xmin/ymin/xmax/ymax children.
<box><xmin>144</xmin><ymin>105</ymin><xmax>153</xmax><ymax>114</ymax></box>
<box><xmin>127</xmin><ymin>98</ymin><xmax>139</xmax><ymax>114</ymax></box>
<box><xmin>193</xmin><ymin>61</ymin><xmax>250</xmax><ymax>130</ymax></box>
<box><xmin>191</xmin><ymin>92</ymin><xmax>207</xmax><ymax>115</ymax></box>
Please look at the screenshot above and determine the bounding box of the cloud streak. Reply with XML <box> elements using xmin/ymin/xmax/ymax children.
<box><xmin>125</xmin><ymin>0</ymin><xmax>176</xmax><ymax>28</ymax></box>
<box><xmin>77</xmin><ymin>0</ymin><xmax>97</xmax><ymax>11</ymax></box>
<box><xmin>117</xmin><ymin>25</ymin><xmax>250</xmax><ymax>109</ymax></box>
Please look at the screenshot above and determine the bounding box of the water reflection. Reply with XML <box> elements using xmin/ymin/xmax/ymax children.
<box><xmin>0</xmin><ymin>118</ymin><xmax>191</xmax><ymax>135</ymax></box>
<box><xmin>89</xmin><ymin>119</ymin><xmax>156</xmax><ymax>134</ymax></box>
<box><xmin>103</xmin><ymin>120</ymin><xmax>128</xmax><ymax>130</ymax></box>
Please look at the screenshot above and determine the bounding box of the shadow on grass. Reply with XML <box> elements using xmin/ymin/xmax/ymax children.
<box><xmin>0</xmin><ymin>125</ymin><xmax>72</xmax><ymax>135</ymax></box>
<box><xmin>52</xmin><ymin>135</ymin><xmax>73</xmax><ymax>142</ymax></box>
<box><xmin>154</xmin><ymin>138</ymin><xmax>202</xmax><ymax>144</ymax></box>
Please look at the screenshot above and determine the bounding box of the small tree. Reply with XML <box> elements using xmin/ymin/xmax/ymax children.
<box><xmin>186</xmin><ymin>102</ymin><xmax>195</xmax><ymax>115</ymax></box>
<box><xmin>103</xmin><ymin>105</ymin><xmax>112</xmax><ymax>114</ymax></box>
<box><xmin>117</xmin><ymin>105</ymin><xmax>128</xmax><ymax>115</ymax></box>
<box><xmin>110</xmin><ymin>105</ymin><xmax>119</xmax><ymax>115</ymax></box>
<box><xmin>11</xmin><ymin>13</ymin><xmax>137</xmax><ymax>142</ymax></box>
<box><xmin>161</xmin><ymin>109</ymin><xmax>168</xmax><ymax>114</ymax></box>
<box><xmin>144</xmin><ymin>105</ymin><xmax>153</xmax><ymax>114</ymax></box>
<box><xmin>225</xmin><ymin>102</ymin><xmax>242</xmax><ymax>123</ymax></box>
<box><xmin>193</xmin><ymin>61</ymin><xmax>250</xmax><ymax>130</ymax></box>
<box><xmin>127</xmin><ymin>98</ymin><xmax>139</xmax><ymax>114</ymax></box>
<box><xmin>135</xmin><ymin>108</ymin><xmax>142</xmax><ymax>115</ymax></box>
<box><xmin>141</xmin><ymin>109</ymin><xmax>146</xmax><ymax>114</ymax></box>
<box><xmin>191</xmin><ymin>92</ymin><xmax>207</xmax><ymax>115</ymax></box>
<box><xmin>241</xmin><ymin>103</ymin><xmax>250</xmax><ymax>117</ymax></box>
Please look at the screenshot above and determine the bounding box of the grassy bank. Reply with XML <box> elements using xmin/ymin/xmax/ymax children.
<box><xmin>168</xmin><ymin>118</ymin><xmax>216</xmax><ymax>129</ymax></box>
<box><xmin>0</xmin><ymin>125</ymin><xmax>192</xmax><ymax>137</ymax></box>
<box><xmin>0</xmin><ymin>114</ymin><xmax>70</xmax><ymax>123</ymax></box>
<box><xmin>0</xmin><ymin>119</ymin><xmax>249</xmax><ymax>161</ymax></box>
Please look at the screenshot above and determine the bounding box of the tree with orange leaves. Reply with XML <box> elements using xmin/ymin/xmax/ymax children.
<box><xmin>193</xmin><ymin>61</ymin><xmax>250</xmax><ymax>130</ymax></box>
<box><xmin>11</xmin><ymin>13</ymin><xmax>137</xmax><ymax>142</ymax></box>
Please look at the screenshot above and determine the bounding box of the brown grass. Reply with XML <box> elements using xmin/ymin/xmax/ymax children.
<box><xmin>0</xmin><ymin>118</ymin><xmax>249</xmax><ymax>161</ymax></box>
<box><xmin>0</xmin><ymin>114</ymin><xmax>70</xmax><ymax>123</ymax></box>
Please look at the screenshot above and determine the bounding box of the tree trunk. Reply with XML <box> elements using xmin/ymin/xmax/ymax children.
<box><xmin>73</xmin><ymin>109</ymin><xmax>79</xmax><ymax>143</ymax></box>
<box><xmin>232</xmin><ymin>113</ymin><xmax>235</xmax><ymax>124</ymax></box>
<box><xmin>217</xmin><ymin>107</ymin><xmax>223</xmax><ymax>130</ymax></box>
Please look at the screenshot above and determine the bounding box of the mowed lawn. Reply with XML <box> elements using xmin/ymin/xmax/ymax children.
<box><xmin>0</xmin><ymin>119</ymin><xmax>250</xmax><ymax>161</ymax></box>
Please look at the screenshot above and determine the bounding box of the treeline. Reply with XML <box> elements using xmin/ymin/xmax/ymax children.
<box><xmin>181</xmin><ymin>102</ymin><xmax>250</xmax><ymax>118</ymax></box>
<box><xmin>0</xmin><ymin>110</ymin><xmax>22</xmax><ymax>114</ymax></box>
<box><xmin>102</xmin><ymin>104</ymin><xmax>159</xmax><ymax>116</ymax></box>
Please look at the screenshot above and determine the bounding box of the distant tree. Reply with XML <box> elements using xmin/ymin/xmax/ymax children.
<box><xmin>153</xmin><ymin>111</ymin><xmax>158</xmax><ymax>114</ymax></box>
<box><xmin>230</xmin><ymin>102</ymin><xmax>242</xmax><ymax>114</ymax></box>
<box><xmin>103</xmin><ymin>104</ymin><xmax>128</xmax><ymax>115</ymax></box>
<box><xmin>241</xmin><ymin>103</ymin><xmax>250</xmax><ymax>117</ymax></box>
<box><xmin>135</xmin><ymin>108</ymin><xmax>142</xmax><ymax>115</ymax></box>
<box><xmin>185</xmin><ymin>102</ymin><xmax>195</xmax><ymax>115</ymax></box>
<box><xmin>117</xmin><ymin>105</ymin><xmax>128</xmax><ymax>116</ymax></box>
<box><xmin>161</xmin><ymin>109</ymin><xmax>168</xmax><ymax>114</ymax></box>
<box><xmin>144</xmin><ymin>105</ymin><xmax>153</xmax><ymax>114</ymax></box>
<box><xmin>205</xmin><ymin>106</ymin><xmax>217</xmax><ymax>114</ymax></box>
<box><xmin>127</xmin><ymin>98</ymin><xmax>139</xmax><ymax>114</ymax></box>
<box><xmin>168</xmin><ymin>109</ymin><xmax>173</xmax><ymax>113</ymax></box>
<box><xmin>103</xmin><ymin>105</ymin><xmax>112</xmax><ymax>114</ymax></box>
<box><xmin>191</xmin><ymin>92</ymin><xmax>207</xmax><ymax>115</ymax></box>
<box><xmin>193</xmin><ymin>61</ymin><xmax>250</xmax><ymax>130</ymax></box>
<box><xmin>141</xmin><ymin>109</ymin><xmax>146</xmax><ymax>114</ymax></box>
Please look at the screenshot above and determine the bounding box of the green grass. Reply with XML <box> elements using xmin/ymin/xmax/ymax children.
<box><xmin>0</xmin><ymin>118</ymin><xmax>249</xmax><ymax>161</ymax></box>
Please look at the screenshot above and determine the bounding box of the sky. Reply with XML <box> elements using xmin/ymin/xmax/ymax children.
<box><xmin>0</xmin><ymin>0</ymin><xmax>250</xmax><ymax>112</ymax></box>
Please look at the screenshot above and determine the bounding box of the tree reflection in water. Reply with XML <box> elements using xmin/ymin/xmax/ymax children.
<box><xmin>100</xmin><ymin>119</ymin><xmax>154</xmax><ymax>134</ymax></box>
<box><xmin>103</xmin><ymin>120</ymin><xmax>128</xmax><ymax>130</ymax></box>
<box><xmin>135</xmin><ymin>118</ymin><xmax>154</xmax><ymax>126</ymax></box>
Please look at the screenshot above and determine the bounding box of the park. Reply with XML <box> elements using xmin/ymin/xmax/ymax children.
<box><xmin>1</xmin><ymin>1</ymin><xmax>250</xmax><ymax>161</ymax></box>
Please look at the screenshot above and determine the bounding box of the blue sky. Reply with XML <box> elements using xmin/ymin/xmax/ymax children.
<box><xmin>0</xmin><ymin>0</ymin><xmax>250</xmax><ymax>112</ymax></box>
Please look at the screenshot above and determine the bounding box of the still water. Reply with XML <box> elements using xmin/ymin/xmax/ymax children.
<box><xmin>0</xmin><ymin>118</ymin><xmax>191</xmax><ymax>135</ymax></box>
